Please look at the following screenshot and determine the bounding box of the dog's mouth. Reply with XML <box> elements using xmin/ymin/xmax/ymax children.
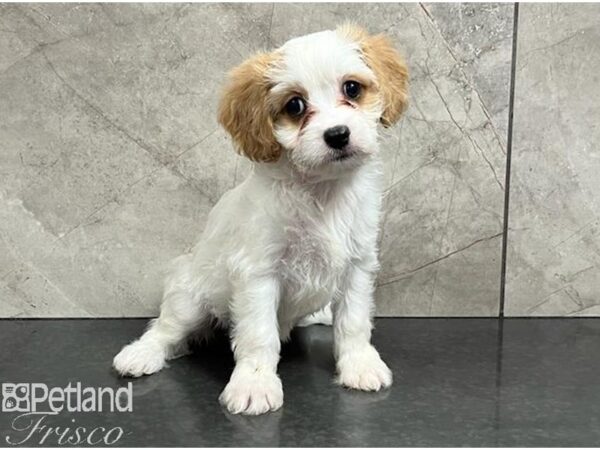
<box><xmin>329</xmin><ymin>148</ymin><xmax>358</xmax><ymax>163</ymax></box>
<box><xmin>332</xmin><ymin>152</ymin><xmax>353</xmax><ymax>162</ymax></box>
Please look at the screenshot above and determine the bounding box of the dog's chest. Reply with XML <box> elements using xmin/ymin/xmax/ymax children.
<box><xmin>279</xmin><ymin>208</ymin><xmax>352</xmax><ymax>301</ymax></box>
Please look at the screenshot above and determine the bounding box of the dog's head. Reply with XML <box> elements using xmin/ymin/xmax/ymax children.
<box><xmin>218</xmin><ymin>24</ymin><xmax>408</xmax><ymax>177</ymax></box>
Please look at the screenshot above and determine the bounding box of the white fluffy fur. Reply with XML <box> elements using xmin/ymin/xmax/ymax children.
<box><xmin>114</xmin><ymin>29</ymin><xmax>394</xmax><ymax>415</ymax></box>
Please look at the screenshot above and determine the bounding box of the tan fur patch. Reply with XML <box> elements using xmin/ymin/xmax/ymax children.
<box><xmin>218</xmin><ymin>52</ymin><xmax>282</xmax><ymax>162</ymax></box>
<box><xmin>337</xmin><ymin>23</ymin><xmax>409</xmax><ymax>126</ymax></box>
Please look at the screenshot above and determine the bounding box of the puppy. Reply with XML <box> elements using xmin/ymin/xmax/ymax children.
<box><xmin>113</xmin><ymin>24</ymin><xmax>408</xmax><ymax>415</ymax></box>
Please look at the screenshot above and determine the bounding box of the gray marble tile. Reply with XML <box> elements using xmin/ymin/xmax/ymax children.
<box><xmin>0</xmin><ymin>4</ymin><xmax>260</xmax><ymax>316</ymax></box>
<box><xmin>505</xmin><ymin>4</ymin><xmax>600</xmax><ymax>316</ymax></box>
<box><xmin>364</xmin><ymin>4</ymin><xmax>507</xmax><ymax>316</ymax></box>
<box><xmin>422</xmin><ymin>3</ymin><xmax>514</xmax><ymax>141</ymax></box>
<box><xmin>0</xmin><ymin>4</ymin><xmax>510</xmax><ymax>317</ymax></box>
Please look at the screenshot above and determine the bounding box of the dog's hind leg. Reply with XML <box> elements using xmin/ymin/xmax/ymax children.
<box><xmin>113</xmin><ymin>254</ymin><xmax>212</xmax><ymax>377</ymax></box>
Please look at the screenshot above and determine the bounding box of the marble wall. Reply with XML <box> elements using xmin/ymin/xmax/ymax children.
<box><xmin>505</xmin><ymin>4</ymin><xmax>600</xmax><ymax>316</ymax></box>
<box><xmin>0</xmin><ymin>3</ymin><xmax>596</xmax><ymax>318</ymax></box>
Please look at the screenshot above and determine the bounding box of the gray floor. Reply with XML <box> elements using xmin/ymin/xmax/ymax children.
<box><xmin>1</xmin><ymin>319</ymin><xmax>599</xmax><ymax>446</ymax></box>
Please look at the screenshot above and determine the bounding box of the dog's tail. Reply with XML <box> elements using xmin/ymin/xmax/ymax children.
<box><xmin>297</xmin><ymin>303</ymin><xmax>332</xmax><ymax>327</ymax></box>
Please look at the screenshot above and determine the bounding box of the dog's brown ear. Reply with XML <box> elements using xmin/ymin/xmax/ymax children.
<box><xmin>338</xmin><ymin>24</ymin><xmax>409</xmax><ymax>127</ymax></box>
<box><xmin>218</xmin><ymin>52</ymin><xmax>281</xmax><ymax>162</ymax></box>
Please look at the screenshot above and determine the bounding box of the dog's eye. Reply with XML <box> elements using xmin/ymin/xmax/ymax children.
<box><xmin>285</xmin><ymin>97</ymin><xmax>306</xmax><ymax>118</ymax></box>
<box><xmin>343</xmin><ymin>80</ymin><xmax>361</xmax><ymax>100</ymax></box>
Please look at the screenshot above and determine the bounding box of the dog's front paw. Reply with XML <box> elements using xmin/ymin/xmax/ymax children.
<box><xmin>219</xmin><ymin>367</ymin><xmax>283</xmax><ymax>415</ymax></box>
<box><xmin>113</xmin><ymin>339</ymin><xmax>167</xmax><ymax>377</ymax></box>
<box><xmin>336</xmin><ymin>345</ymin><xmax>392</xmax><ymax>391</ymax></box>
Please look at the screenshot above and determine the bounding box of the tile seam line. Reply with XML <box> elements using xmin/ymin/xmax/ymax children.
<box><xmin>3</xmin><ymin>316</ymin><xmax>600</xmax><ymax>321</ymax></box>
<box><xmin>499</xmin><ymin>2</ymin><xmax>520</xmax><ymax>318</ymax></box>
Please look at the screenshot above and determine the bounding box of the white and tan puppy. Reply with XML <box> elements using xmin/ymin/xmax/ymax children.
<box><xmin>113</xmin><ymin>24</ymin><xmax>408</xmax><ymax>415</ymax></box>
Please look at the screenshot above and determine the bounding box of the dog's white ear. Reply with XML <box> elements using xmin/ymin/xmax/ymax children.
<box><xmin>338</xmin><ymin>24</ymin><xmax>409</xmax><ymax>127</ymax></box>
<box><xmin>218</xmin><ymin>52</ymin><xmax>282</xmax><ymax>162</ymax></box>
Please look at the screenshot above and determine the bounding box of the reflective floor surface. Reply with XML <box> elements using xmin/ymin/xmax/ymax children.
<box><xmin>1</xmin><ymin>318</ymin><xmax>599</xmax><ymax>446</ymax></box>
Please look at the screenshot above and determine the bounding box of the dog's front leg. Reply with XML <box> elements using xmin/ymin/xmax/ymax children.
<box><xmin>219</xmin><ymin>277</ymin><xmax>283</xmax><ymax>415</ymax></box>
<box><xmin>333</xmin><ymin>263</ymin><xmax>392</xmax><ymax>391</ymax></box>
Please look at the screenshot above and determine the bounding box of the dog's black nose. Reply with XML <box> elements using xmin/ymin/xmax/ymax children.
<box><xmin>323</xmin><ymin>125</ymin><xmax>350</xmax><ymax>150</ymax></box>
